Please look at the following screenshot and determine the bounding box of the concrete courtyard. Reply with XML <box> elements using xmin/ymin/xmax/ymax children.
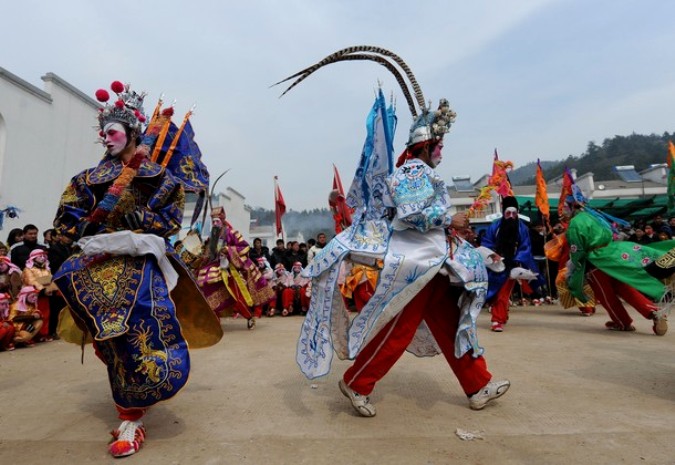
<box><xmin>1</xmin><ymin>303</ymin><xmax>674</xmax><ymax>464</ymax></box>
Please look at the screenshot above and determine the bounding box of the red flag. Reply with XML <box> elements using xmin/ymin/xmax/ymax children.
<box><xmin>535</xmin><ymin>159</ymin><xmax>550</xmax><ymax>226</ymax></box>
<box><xmin>557</xmin><ymin>168</ymin><xmax>574</xmax><ymax>223</ymax></box>
<box><xmin>274</xmin><ymin>176</ymin><xmax>286</xmax><ymax>238</ymax></box>
<box><xmin>330</xmin><ymin>165</ymin><xmax>353</xmax><ymax>233</ymax></box>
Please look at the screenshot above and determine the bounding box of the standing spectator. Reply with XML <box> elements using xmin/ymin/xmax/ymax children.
<box><xmin>307</xmin><ymin>232</ymin><xmax>327</xmax><ymax>264</ymax></box>
<box><xmin>11</xmin><ymin>224</ymin><xmax>47</xmax><ymax>270</ymax></box>
<box><xmin>6</xmin><ymin>228</ymin><xmax>23</xmax><ymax>253</ymax></box>
<box><xmin>286</xmin><ymin>241</ymin><xmax>307</xmax><ymax>268</ymax></box>
<box><xmin>249</xmin><ymin>237</ymin><xmax>270</xmax><ymax>263</ymax></box>
<box><xmin>43</xmin><ymin>228</ymin><xmax>57</xmax><ymax>247</ymax></box>
<box><xmin>270</xmin><ymin>239</ymin><xmax>289</xmax><ymax>269</ymax></box>
<box><xmin>652</xmin><ymin>215</ymin><xmax>672</xmax><ymax>237</ymax></box>
<box><xmin>642</xmin><ymin>225</ymin><xmax>658</xmax><ymax>244</ymax></box>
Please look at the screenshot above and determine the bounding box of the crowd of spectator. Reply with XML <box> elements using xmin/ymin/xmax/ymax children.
<box><xmin>0</xmin><ymin>224</ymin><xmax>75</xmax><ymax>351</ymax></box>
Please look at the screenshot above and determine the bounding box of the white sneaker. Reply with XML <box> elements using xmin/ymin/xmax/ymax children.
<box><xmin>339</xmin><ymin>379</ymin><xmax>376</xmax><ymax>417</ymax></box>
<box><xmin>469</xmin><ymin>379</ymin><xmax>510</xmax><ymax>410</ymax></box>
<box><xmin>109</xmin><ymin>420</ymin><xmax>145</xmax><ymax>457</ymax></box>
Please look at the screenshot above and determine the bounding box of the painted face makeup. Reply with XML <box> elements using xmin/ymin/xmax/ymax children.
<box><xmin>430</xmin><ymin>142</ymin><xmax>444</xmax><ymax>167</ymax></box>
<box><xmin>103</xmin><ymin>122</ymin><xmax>128</xmax><ymax>156</ymax></box>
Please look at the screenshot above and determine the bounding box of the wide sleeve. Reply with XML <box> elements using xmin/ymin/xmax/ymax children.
<box><xmin>389</xmin><ymin>163</ymin><xmax>452</xmax><ymax>233</ymax></box>
<box><xmin>480</xmin><ymin>222</ymin><xmax>499</xmax><ymax>252</ymax></box>
<box><xmin>138</xmin><ymin>172</ymin><xmax>185</xmax><ymax>238</ymax></box>
<box><xmin>53</xmin><ymin>171</ymin><xmax>97</xmax><ymax>240</ymax></box>
<box><xmin>514</xmin><ymin>223</ymin><xmax>536</xmax><ymax>269</ymax></box>
<box><xmin>566</xmin><ymin>217</ymin><xmax>590</xmax><ymax>302</ymax></box>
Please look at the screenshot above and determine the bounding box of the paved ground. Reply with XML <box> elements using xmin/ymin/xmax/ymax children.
<box><xmin>1</xmin><ymin>303</ymin><xmax>675</xmax><ymax>465</ymax></box>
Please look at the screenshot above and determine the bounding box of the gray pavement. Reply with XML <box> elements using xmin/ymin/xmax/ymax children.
<box><xmin>1</xmin><ymin>304</ymin><xmax>675</xmax><ymax>465</ymax></box>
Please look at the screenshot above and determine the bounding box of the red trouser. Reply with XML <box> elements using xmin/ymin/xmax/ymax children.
<box><xmin>353</xmin><ymin>282</ymin><xmax>375</xmax><ymax>312</ymax></box>
<box><xmin>587</xmin><ymin>269</ymin><xmax>657</xmax><ymax>328</ymax></box>
<box><xmin>37</xmin><ymin>295</ymin><xmax>51</xmax><ymax>338</ymax></box>
<box><xmin>343</xmin><ymin>274</ymin><xmax>492</xmax><ymax>396</ymax></box>
<box><xmin>297</xmin><ymin>286</ymin><xmax>310</xmax><ymax>311</ymax></box>
<box><xmin>490</xmin><ymin>279</ymin><xmax>516</xmax><ymax>324</ymax></box>
<box><xmin>281</xmin><ymin>288</ymin><xmax>295</xmax><ymax>310</ymax></box>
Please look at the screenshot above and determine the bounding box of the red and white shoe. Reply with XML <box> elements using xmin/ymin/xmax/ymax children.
<box><xmin>109</xmin><ymin>420</ymin><xmax>145</xmax><ymax>458</ymax></box>
<box><xmin>491</xmin><ymin>322</ymin><xmax>504</xmax><ymax>332</ymax></box>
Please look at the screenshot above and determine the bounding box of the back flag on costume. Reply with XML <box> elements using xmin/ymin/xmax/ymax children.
<box><xmin>490</xmin><ymin>149</ymin><xmax>514</xmax><ymax>198</ymax></box>
<box><xmin>557</xmin><ymin>167</ymin><xmax>575</xmax><ymax>222</ymax></box>
<box><xmin>534</xmin><ymin>159</ymin><xmax>550</xmax><ymax>226</ymax></box>
<box><xmin>141</xmin><ymin>101</ymin><xmax>210</xmax><ymax>227</ymax></box>
<box><xmin>274</xmin><ymin>176</ymin><xmax>286</xmax><ymax>237</ymax></box>
<box><xmin>345</xmin><ymin>88</ymin><xmax>396</xmax><ymax>224</ymax></box>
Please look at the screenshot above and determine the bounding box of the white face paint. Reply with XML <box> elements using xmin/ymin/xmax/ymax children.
<box><xmin>103</xmin><ymin>122</ymin><xmax>128</xmax><ymax>156</ymax></box>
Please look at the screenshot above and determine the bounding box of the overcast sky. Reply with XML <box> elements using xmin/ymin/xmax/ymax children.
<box><xmin>4</xmin><ymin>0</ymin><xmax>675</xmax><ymax>210</ymax></box>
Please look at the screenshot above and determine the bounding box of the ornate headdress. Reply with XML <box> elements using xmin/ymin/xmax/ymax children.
<box><xmin>274</xmin><ymin>45</ymin><xmax>456</xmax><ymax>146</ymax></box>
<box><xmin>94</xmin><ymin>81</ymin><xmax>147</xmax><ymax>134</ymax></box>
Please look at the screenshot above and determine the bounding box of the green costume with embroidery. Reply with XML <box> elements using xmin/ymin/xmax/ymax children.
<box><xmin>566</xmin><ymin>211</ymin><xmax>675</xmax><ymax>303</ymax></box>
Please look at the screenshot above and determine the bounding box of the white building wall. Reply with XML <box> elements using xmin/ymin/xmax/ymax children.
<box><xmin>180</xmin><ymin>187</ymin><xmax>252</xmax><ymax>242</ymax></box>
<box><xmin>0</xmin><ymin>68</ymin><xmax>101</xmax><ymax>234</ymax></box>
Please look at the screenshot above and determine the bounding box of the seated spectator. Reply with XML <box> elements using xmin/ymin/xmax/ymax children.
<box><xmin>22</xmin><ymin>249</ymin><xmax>54</xmax><ymax>341</ymax></box>
<box><xmin>290</xmin><ymin>261</ymin><xmax>311</xmax><ymax>315</ymax></box>
<box><xmin>0</xmin><ymin>241</ymin><xmax>8</xmax><ymax>257</ymax></box>
<box><xmin>0</xmin><ymin>256</ymin><xmax>22</xmax><ymax>300</ymax></box>
<box><xmin>269</xmin><ymin>263</ymin><xmax>293</xmax><ymax>317</ymax></box>
<box><xmin>0</xmin><ymin>293</ymin><xmax>16</xmax><ymax>351</ymax></box>
<box><xmin>10</xmin><ymin>287</ymin><xmax>44</xmax><ymax>347</ymax></box>
<box><xmin>658</xmin><ymin>230</ymin><xmax>672</xmax><ymax>241</ymax></box>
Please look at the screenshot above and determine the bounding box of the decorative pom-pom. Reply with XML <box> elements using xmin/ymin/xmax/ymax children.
<box><xmin>99</xmin><ymin>130</ymin><xmax>105</xmax><ymax>137</ymax></box>
<box><xmin>161</xmin><ymin>107</ymin><xmax>175</xmax><ymax>117</ymax></box>
<box><xmin>138</xmin><ymin>115</ymin><xmax>146</xmax><ymax>123</ymax></box>
<box><xmin>115</xmin><ymin>100</ymin><xmax>125</xmax><ymax>109</ymax></box>
<box><xmin>95</xmin><ymin>89</ymin><xmax>110</xmax><ymax>102</ymax></box>
<box><xmin>110</xmin><ymin>81</ymin><xmax>125</xmax><ymax>93</ymax></box>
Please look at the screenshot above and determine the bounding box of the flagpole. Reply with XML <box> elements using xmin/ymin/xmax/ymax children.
<box><xmin>274</xmin><ymin>176</ymin><xmax>285</xmax><ymax>243</ymax></box>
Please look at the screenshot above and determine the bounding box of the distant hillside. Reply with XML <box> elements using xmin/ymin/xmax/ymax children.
<box><xmin>512</xmin><ymin>132</ymin><xmax>674</xmax><ymax>185</ymax></box>
<box><xmin>509</xmin><ymin>160</ymin><xmax>558</xmax><ymax>185</ymax></box>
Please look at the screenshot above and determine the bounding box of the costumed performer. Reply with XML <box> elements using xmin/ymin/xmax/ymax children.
<box><xmin>197</xmin><ymin>206</ymin><xmax>260</xmax><ymax>329</ymax></box>
<box><xmin>277</xmin><ymin>46</ymin><xmax>510</xmax><ymax>417</ymax></box>
<box><xmin>565</xmin><ymin>186</ymin><xmax>671</xmax><ymax>335</ymax></box>
<box><xmin>481</xmin><ymin>196</ymin><xmax>539</xmax><ymax>332</ymax></box>
<box><xmin>52</xmin><ymin>81</ymin><xmax>222</xmax><ymax>458</ymax></box>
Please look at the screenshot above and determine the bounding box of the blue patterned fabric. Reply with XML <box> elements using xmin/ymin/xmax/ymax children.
<box><xmin>55</xmin><ymin>254</ymin><xmax>189</xmax><ymax>409</ymax></box>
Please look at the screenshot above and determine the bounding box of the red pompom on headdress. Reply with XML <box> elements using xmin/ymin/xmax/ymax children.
<box><xmin>95</xmin><ymin>89</ymin><xmax>110</xmax><ymax>102</ymax></box>
<box><xmin>161</xmin><ymin>107</ymin><xmax>175</xmax><ymax>117</ymax></box>
<box><xmin>114</xmin><ymin>99</ymin><xmax>125</xmax><ymax>109</ymax></box>
<box><xmin>110</xmin><ymin>81</ymin><xmax>125</xmax><ymax>94</ymax></box>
